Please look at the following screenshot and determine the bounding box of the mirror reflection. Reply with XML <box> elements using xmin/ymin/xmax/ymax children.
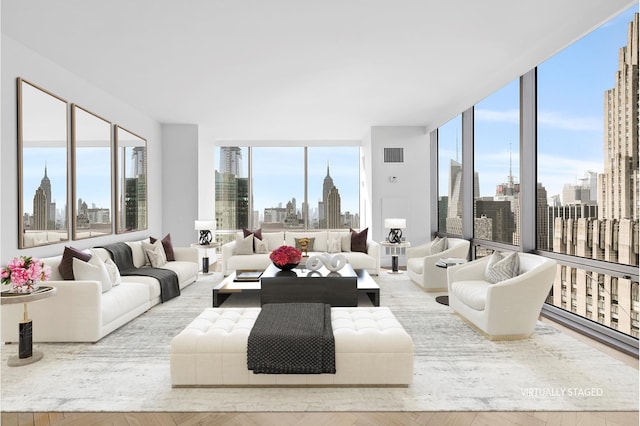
<box><xmin>115</xmin><ymin>126</ymin><xmax>147</xmax><ymax>233</ymax></box>
<box><xmin>18</xmin><ymin>79</ymin><xmax>69</xmax><ymax>248</ymax></box>
<box><xmin>72</xmin><ymin>105</ymin><xmax>112</xmax><ymax>240</ymax></box>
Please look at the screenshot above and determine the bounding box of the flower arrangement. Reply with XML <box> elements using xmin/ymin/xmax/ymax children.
<box><xmin>269</xmin><ymin>245</ymin><xmax>302</xmax><ymax>269</ymax></box>
<box><xmin>1</xmin><ymin>256</ymin><xmax>51</xmax><ymax>293</ymax></box>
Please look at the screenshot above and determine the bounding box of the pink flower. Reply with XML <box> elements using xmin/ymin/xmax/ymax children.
<box><xmin>1</xmin><ymin>256</ymin><xmax>51</xmax><ymax>290</ymax></box>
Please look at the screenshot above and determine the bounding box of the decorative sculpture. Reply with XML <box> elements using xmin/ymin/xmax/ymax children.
<box><xmin>305</xmin><ymin>252</ymin><xmax>347</xmax><ymax>272</ymax></box>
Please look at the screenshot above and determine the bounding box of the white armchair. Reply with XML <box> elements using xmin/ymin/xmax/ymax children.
<box><xmin>406</xmin><ymin>238</ymin><xmax>470</xmax><ymax>291</ymax></box>
<box><xmin>447</xmin><ymin>253</ymin><xmax>557</xmax><ymax>340</ymax></box>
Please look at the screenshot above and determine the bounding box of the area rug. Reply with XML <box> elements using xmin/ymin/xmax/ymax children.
<box><xmin>1</xmin><ymin>272</ymin><xmax>637</xmax><ymax>412</ymax></box>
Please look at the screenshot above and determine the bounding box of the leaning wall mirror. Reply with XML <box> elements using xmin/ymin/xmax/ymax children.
<box><xmin>18</xmin><ymin>78</ymin><xmax>69</xmax><ymax>248</ymax></box>
<box><xmin>72</xmin><ymin>104</ymin><xmax>113</xmax><ymax>240</ymax></box>
<box><xmin>115</xmin><ymin>125</ymin><xmax>147</xmax><ymax>233</ymax></box>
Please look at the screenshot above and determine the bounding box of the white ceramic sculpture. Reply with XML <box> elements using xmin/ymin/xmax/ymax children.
<box><xmin>305</xmin><ymin>252</ymin><xmax>347</xmax><ymax>272</ymax></box>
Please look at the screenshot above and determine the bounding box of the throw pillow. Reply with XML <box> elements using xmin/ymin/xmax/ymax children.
<box><xmin>254</xmin><ymin>237</ymin><xmax>269</xmax><ymax>254</ymax></box>
<box><xmin>234</xmin><ymin>234</ymin><xmax>254</xmax><ymax>255</ymax></box>
<box><xmin>350</xmin><ymin>228</ymin><xmax>368</xmax><ymax>253</ymax></box>
<box><xmin>59</xmin><ymin>246</ymin><xmax>92</xmax><ymax>280</ymax></box>
<box><xmin>146</xmin><ymin>245</ymin><xmax>168</xmax><ymax>268</ymax></box>
<box><xmin>294</xmin><ymin>237</ymin><xmax>315</xmax><ymax>252</ymax></box>
<box><xmin>430</xmin><ymin>236</ymin><xmax>448</xmax><ymax>254</ymax></box>
<box><xmin>72</xmin><ymin>256</ymin><xmax>112</xmax><ymax>293</ymax></box>
<box><xmin>150</xmin><ymin>233</ymin><xmax>175</xmax><ymax>261</ymax></box>
<box><xmin>484</xmin><ymin>251</ymin><xmax>520</xmax><ymax>284</ymax></box>
<box><xmin>142</xmin><ymin>240</ymin><xmax>167</xmax><ymax>266</ymax></box>
<box><xmin>126</xmin><ymin>240</ymin><xmax>148</xmax><ymax>268</ymax></box>
<box><xmin>104</xmin><ymin>257</ymin><xmax>122</xmax><ymax>286</ymax></box>
<box><xmin>328</xmin><ymin>237</ymin><xmax>342</xmax><ymax>253</ymax></box>
<box><xmin>243</xmin><ymin>228</ymin><xmax>262</xmax><ymax>252</ymax></box>
<box><xmin>341</xmin><ymin>234</ymin><xmax>352</xmax><ymax>252</ymax></box>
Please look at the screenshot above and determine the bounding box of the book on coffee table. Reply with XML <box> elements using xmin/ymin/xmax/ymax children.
<box><xmin>234</xmin><ymin>270</ymin><xmax>264</xmax><ymax>282</ymax></box>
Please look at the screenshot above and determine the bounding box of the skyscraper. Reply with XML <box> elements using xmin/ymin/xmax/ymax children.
<box><xmin>327</xmin><ymin>186</ymin><xmax>342</xmax><ymax>228</ymax></box>
<box><xmin>220</xmin><ymin>147</ymin><xmax>243</xmax><ymax>176</ymax></box>
<box><xmin>598</xmin><ymin>13</ymin><xmax>639</xmax><ymax>221</ymax></box>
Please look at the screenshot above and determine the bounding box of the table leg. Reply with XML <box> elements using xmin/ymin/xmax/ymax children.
<box><xmin>8</xmin><ymin>302</ymin><xmax>43</xmax><ymax>367</ymax></box>
<box><xmin>202</xmin><ymin>256</ymin><xmax>210</xmax><ymax>274</ymax></box>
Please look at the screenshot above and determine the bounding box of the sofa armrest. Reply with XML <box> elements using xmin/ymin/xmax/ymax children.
<box><xmin>406</xmin><ymin>242</ymin><xmax>432</xmax><ymax>259</ymax></box>
<box><xmin>221</xmin><ymin>241</ymin><xmax>237</xmax><ymax>276</ymax></box>
<box><xmin>447</xmin><ymin>256</ymin><xmax>491</xmax><ymax>284</ymax></box>
<box><xmin>366</xmin><ymin>240</ymin><xmax>380</xmax><ymax>275</ymax></box>
<box><xmin>173</xmin><ymin>247</ymin><xmax>199</xmax><ymax>264</ymax></box>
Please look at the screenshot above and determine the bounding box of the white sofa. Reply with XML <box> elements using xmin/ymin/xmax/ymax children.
<box><xmin>447</xmin><ymin>252</ymin><xmax>557</xmax><ymax>340</ymax></box>
<box><xmin>406</xmin><ymin>237</ymin><xmax>470</xmax><ymax>291</ymax></box>
<box><xmin>222</xmin><ymin>230</ymin><xmax>380</xmax><ymax>276</ymax></box>
<box><xmin>1</xmin><ymin>240</ymin><xmax>199</xmax><ymax>343</ymax></box>
<box><xmin>171</xmin><ymin>306</ymin><xmax>413</xmax><ymax>386</ymax></box>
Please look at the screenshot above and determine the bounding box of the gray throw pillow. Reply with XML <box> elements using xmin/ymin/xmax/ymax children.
<box><xmin>254</xmin><ymin>237</ymin><xmax>269</xmax><ymax>254</ymax></box>
<box><xmin>234</xmin><ymin>234</ymin><xmax>254</xmax><ymax>255</ymax></box>
<box><xmin>484</xmin><ymin>251</ymin><xmax>520</xmax><ymax>284</ymax></box>
<box><xmin>430</xmin><ymin>236</ymin><xmax>447</xmax><ymax>254</ymax></box>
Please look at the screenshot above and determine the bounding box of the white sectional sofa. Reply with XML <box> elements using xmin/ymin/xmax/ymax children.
<box><xmin>221</xmin><ymin>230</ymin><xmax>380</xmax><ymax>276</ymax></box>
<box><xmin>0</xmin><ymin>239</ymin><xmax>199</xmax><ymax>343</ymax></box>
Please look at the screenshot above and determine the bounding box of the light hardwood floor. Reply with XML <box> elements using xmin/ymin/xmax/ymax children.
<box><xmin>1</xmin><ymin>411</ymin><xmax>639</xmax><ymax>426</ymax></box>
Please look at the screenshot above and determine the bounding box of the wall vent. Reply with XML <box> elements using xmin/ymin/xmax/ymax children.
<box><xmin>384</xmin><ymin>147</ymin><xmax>404</xmax><ymax>163</ymax></box>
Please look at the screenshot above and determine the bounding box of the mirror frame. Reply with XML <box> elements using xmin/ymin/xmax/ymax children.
<box><xmin>17</xmin><ymin>78</ymin><xmax>69</xmax><ymax>249</ymax></box>
<box><xmin>114</xmin><ymin>125</ymin><xmax>148</xmax><ymax>234</ymax></box>
<box><xmin>71</xmin><ymin>104</ymin><xmax>113</xmax><ymax>240</ymax></box>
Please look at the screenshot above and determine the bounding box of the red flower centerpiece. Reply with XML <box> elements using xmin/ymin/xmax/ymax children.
<box><xmin>1</xmin><ymin>256</ymin><xmax>51</xmax><ymax>293</ymax></box>
<box><xmin>269</xmin><ymin>245</ymin><xmax>302</xmax><ymax>271</ymax></box>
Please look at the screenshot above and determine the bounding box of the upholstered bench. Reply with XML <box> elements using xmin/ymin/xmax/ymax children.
<box><xmin>170</xmin><ymin>307</ymin><xmax>414</xmax><ymax>387</ymax></box>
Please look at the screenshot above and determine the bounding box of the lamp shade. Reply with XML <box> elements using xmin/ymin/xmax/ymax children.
<box><xmin>194</xmin><ymin>220</ymin><xmax>216</xmax><ymax>231</ymax></box>
<box><xmin>384</xmin><ymin>218</ymin><xmax>406</xmax><ymax>229</ymax></box>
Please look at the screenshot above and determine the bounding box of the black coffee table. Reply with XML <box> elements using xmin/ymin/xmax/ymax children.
<box><xmin>212</xmin><ymin>265</ymin><xmax>380</xmax><ymax>307</ymax></box>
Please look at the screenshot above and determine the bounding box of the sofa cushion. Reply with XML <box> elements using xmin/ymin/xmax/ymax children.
<box><xmin>341</xmin><ymin>234</ymin><xmax>352</xmax><ymax>252</ymax></box>
<box><xmin>450</xmin><ymin>280</ymin><xmax>490</xmax><ymax>311</ymax></box>
<box><xmin>263</xmin><ymin>232</ymin><xmax>285</xmax><ymax>250</ymax></box>
<box><xmin>102</xmin><ymin>282</ymin><xmax>151</xmax><ymax>326</ymax></box>
<box><xmin>484</xmin><ymin>251</ymin><xmax>519</xmax><ymax>284</ymax></box>
<box><xmin>234</xmin><ymin>234</ymin><xmax>254</xmax><ymax>255</ymax></box>
<box><xmin>161</xmin><ymin>261</ymin><xmax>199</xmax><ymax>289</ymax></box>
<box><xmin>59</xmin><ymin>246</ymin><xmax>92</xmax><ymax>280</ymax></box>
<box><xmin>150</xmin><ymin>233</ymin><xmax>175</xmax><ymax>261</ymax></box>
<box><xmin>328</xmin><ymin>236</ymin><xmax>342</xmax><ymax>253</ymax></box>
<box><xmin>341</xmin><ymin>252</ymin><xmax>376</xmax><ymax>271</ymax></box>
<box><xmin>285</xmin><ymin>232</ymin><xmax>328</xmax><ymax>252</ymax></box>
<box><xmin>350</xmin><ymin>228</ymin><xmax>368</xmax><ymax>253</ymax></box>
<box><xmin>72</xmin><ymin>256</ymin><xmax>112</xmax><ymax>293</ymax></box>
<box><xmin>142</xmin><ymin>240</ymin><xmax>168</xmax><ymax>267</ymax></box>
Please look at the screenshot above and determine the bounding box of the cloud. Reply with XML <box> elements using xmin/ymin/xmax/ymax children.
<box><xmin>538</xmin><ymin>111</ymin><xmax>602</xmax><ymax>132</ymax></box>
<box><xmin>474</xmin><ymin>108</ymin><xmax>519</xmax><ymax>124</ymax></box>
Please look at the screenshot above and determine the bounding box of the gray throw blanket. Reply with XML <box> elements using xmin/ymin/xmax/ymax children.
<box><xmin>247</xmin><ymin>303</ymin><xmax>336</xmax><ymax>374</ymax></box>
<box><xmin>100</xmin><ymin>242</ymin><xmax>180</xmax><ymax>303</ymax></box>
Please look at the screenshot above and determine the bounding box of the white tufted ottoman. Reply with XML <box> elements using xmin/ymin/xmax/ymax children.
<box><xmin>170</xmin><ymin>307</ymin><xmax>413</xmax><ymax>386</ymax></box>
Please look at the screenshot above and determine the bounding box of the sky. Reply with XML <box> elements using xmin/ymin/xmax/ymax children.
<box><xmin>439</xmin><ymin>6</ymin><xmax>636</xmax><ymax>203</ymax></box>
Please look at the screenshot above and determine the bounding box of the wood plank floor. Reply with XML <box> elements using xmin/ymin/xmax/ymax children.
<box><xmin>1</xmin><ymin>411</ymin><xmax>638</xmax><ymax>426</ymax></box>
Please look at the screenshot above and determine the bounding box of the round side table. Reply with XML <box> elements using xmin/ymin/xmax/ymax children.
<box><xmin>191</xmin><ymin>243</ymin><xmax>221</xmax><ymax>274</ymax></box>
<box><xmin>1</xmin><ymin>285</ymin><xmax>57</xmax><ymax>367</ymax></box>
<box><xmin>380</xmin><ymin>241</ymin><xmax>411</xmax><ymax>273</ymax></box>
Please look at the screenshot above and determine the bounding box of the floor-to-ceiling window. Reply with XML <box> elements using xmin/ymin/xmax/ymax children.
<box><xmin>307</xmin><ymin>147</ymin><xmax>360</xmax><ymax>230</ymax></box>
<box><xmin>474</xmin><ymin>79</ymin><xmax>520</xmax><ymax>250</ymax></box>
<box><xmin>537</xmin><ymin>7</ymin><xmax>638</xmax><ymax>338</ymax></box>
<box><xmin>434</xmin><ymin>7</ymin><xmax>639</xmax><ymax>347</ymax></box>
<box><xmin>437</xmin><ymin>115</ymin><xmax>463</xmax><ymax>236</ymax></box>
<box><xmin>215</xmin><ymin>145</ymin><xmax>360</xmax><ymax>239</ymax></box>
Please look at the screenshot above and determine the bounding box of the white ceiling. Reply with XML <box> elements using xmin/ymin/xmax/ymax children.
<box><xmin>2</xmin><ymin>0</ymin><xmax>635</xmax><ymax>141</ymax></box>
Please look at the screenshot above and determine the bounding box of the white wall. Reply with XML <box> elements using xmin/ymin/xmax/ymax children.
<box><xmin>1</xmin><ymin>36</ymin><xmax>163</xmax><ymax>263</ymax></box>
<box><xmin>369</xmin><ymin>126</ymin><xmax>431</xmax><ymax>267</ymax></box>
<box><xmin>161</xmin><ymin>124</ymin><xmax>199</xmax><ymax>247</ymax></box>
